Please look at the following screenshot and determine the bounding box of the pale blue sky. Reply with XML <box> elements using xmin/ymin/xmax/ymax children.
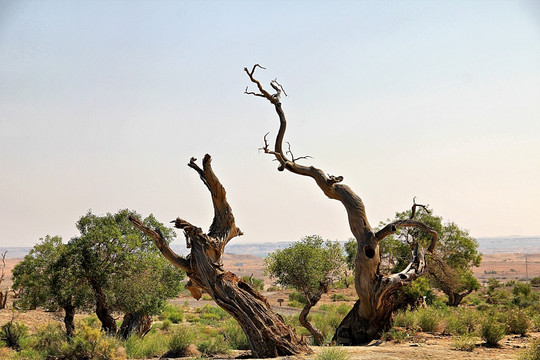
<box><xmin>1</xmin><ymin>0</ymin><xmax>539</xmax><ymax>247</ymax></box>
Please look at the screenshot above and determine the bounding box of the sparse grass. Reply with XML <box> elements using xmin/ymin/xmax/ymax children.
<box><xmin>519</xmin><ymin>336</ymin><xmax>540</xmax><ymax>360</ymax></box>
<box><xmin>330</xmin><ymin>293</ymin><xmax>349</xmax><ymax>302</ymax></box>
<box><xmin>451</xmin><ymin>333</ymin><xmax>477</xmax><ymax>351</ymax></box>
<box><xmin>315</xmin><ymin>346</ymin><xmax>351</xmax><ymax>360</ymax></box>
<box><xmin>126</xmin><ymin>331</ymin><xmax>169</xmax><ymax>359</ymax></box>
<box><xmin>415</xmin><ymin>307</ymin><xmax>439</xmax><ymax>332</ymax></box>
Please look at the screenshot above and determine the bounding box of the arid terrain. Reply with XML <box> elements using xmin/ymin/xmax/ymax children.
<box><xmin>1</xmin><ymin>252</ymin><xmax>539</xmax><ymax>359</ymax></box>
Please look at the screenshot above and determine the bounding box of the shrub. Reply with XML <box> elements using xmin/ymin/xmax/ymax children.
<box><xmin>330</xmin><ymin>293</ymin><xmax>349</xmax><ymax>302</ymax></box>
<box><xmin>287</xmin><ymin>300</ymin><xmax>304</xmax><ymax>308</ymax></box>
<box><xmin>126</xmin><ymin>331</ymin><xmax>169</xmax><ymax>359</ymax></box>
<box><xmin>197</xmin><ymin>335</ymin><xmax>231</xmax><ymax>355</ymax></box>
<box><xmin>62</xmin><ymin>323</ymin><xmax>125</xmax><ymax>360</ymax></box>
<box><xmin>519</xmin><ymin>336</ymin><xmax>540</xmax><ymax>360</ymax></box>
<box><xmin>451</xmin><ymin>334</ymin><xmax>477</xmax><ymax>351</ymax></box>
<box><xmin>0</xmin><ymin>321</ymin><xmax>27</xmax><ymax>351</ymax></box>
<box><xmin>222</xmin><ymin>319</ymin><xmax>249</xmax><ymax>350</ymax></box>
<box><xmin>160</xmin><ymin>304</ymin><xmax>184</xmax><ymax>324</ymax></box>
<box><xmin>488</xmin><ymin>278</ymin><xmax>502</xmax><ymax>292</ymax></box>
<box><xmin>266</xmin><ymin>286</ymin><xmax>280</xmax><ymax>292</ymax></box>
<box><xmin>30</xmin><ymin>323</ymin><xmax>65</xmax><ymax>356</ymax></box>
<box><xmin>381</xmin><ymin>327</ymin><xmax>411</xmax><ymax>343</ymax></box>
<box><xmin>159</xmin><ymin>319</ymin><xmax>172</xmax><ymax>331</ymax></box>
<box><xmin>416</xmin><ymin>308</ymin><xmax>439</xmax><ymax>333</ymax></box>
<box><xmin>393</xmin><ymin>310</ymin><xmax>416</xmax><ymax>329</ymax></box>
<box><xmin>288</xmin><ymin>291</ymin><xmax>307</xmax><ymax>305</ymax></box>
<box><xmin>503</xmin><ymin>308</ymin><xmax>531</xmax><ymax>336</ymax></box>
<box><xmin>168</xmin><ymin>326</ymin><xmax>196</xmax><ymax>356</ymax></box>
<box><xmin>445</xmin><ymin>308</ymin><xmax>479</xmax><ymax>335</ymax></box>
<box><xmin>315</xmin><ymin>347</ymin><xmax>351</xmax><ymax>360</ymax></box>
<box><xmin>480</xmin><ymin>316</ymin><xmax>506</xmax><ymax>346</ymax></box>
<box><xmin>531</xmin><ymin>277</ymin><xmax>540</xmax><ymax>287</ymax></box>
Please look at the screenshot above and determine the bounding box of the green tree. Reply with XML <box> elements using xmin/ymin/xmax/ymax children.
<box><xmin>265</xmin><ymin>235</ymin><xmax>345</xmax><ymax>344</ymax></box>
<box><xmin>387</xmin><ymin>209</ymin><xmax>482</xmax><ymax>306</ymax></box>
<box><xmin>70</xmin><ymin>209</ymin><xmax>185</xmax><ymax>337</ymax></box>
<box><xmin>12</xmin><ymin>236</ymin><xmax>93</xmax><ymax>338</ymax></box>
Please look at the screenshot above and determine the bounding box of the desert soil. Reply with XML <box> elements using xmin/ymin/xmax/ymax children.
<box><xmin>2</xmin><ymin>253</ymin><xmax>540</xmax><ymax>359</ymax></box>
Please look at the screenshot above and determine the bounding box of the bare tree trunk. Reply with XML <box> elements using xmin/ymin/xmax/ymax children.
<box><xmin>299</xmin><ymin>293</ymin><xmax>324</xmax><ymax>345</ymax></box>
<box><xmin>244</xmin><ymin>65</ymin><xmax>438</xmax><ymax>345</ymax></box>
<box><xmin>0</xmin><ymin>251</ymin><xmax>7</xmax><ymax>309</ymax></box>
<box><xmin>129</xmin><ymin>154</ymin><xmax>309</xmax><ymax>358</ymax></box>
<box><xmin>119</xmin><ymin>313</ymin><xmax>153</xmax><ymax>339</ymax></box>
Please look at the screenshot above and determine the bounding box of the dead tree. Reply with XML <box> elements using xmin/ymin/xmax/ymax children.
<box><xmin>0</xmin><ymin>251</ymin><xmax>8</xmax><ymax>309</ymax></box>
<box><xmin>129</xmin><ymin>155</ymin><xmax>309</xmax><ymax>358</ymax></box>
<box><xmin>244</xmin><ymin>65</ymin><xmax>438</xmax><ymax>345</ymax></box>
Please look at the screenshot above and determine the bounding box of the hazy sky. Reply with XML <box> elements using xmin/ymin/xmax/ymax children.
<box><xmin>1</xmin><ymin>1</ymin><xmax>539</xmax><ymax>248</ymax></box>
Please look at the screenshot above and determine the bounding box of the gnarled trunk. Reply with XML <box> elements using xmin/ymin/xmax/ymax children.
<box><xmin>299</xmin><ymin>293</ymin><xmax>324</xmax><ymax>345</ymax></box>
<box><xmin>91</xmin><ymin>282</ymin><xmax>117</xmax><ymax>334</ymax></box>
<box><xmin>129</xmin><ymin>154</ymin><xmax>309</xmax><ymax>358</ymax></box>
<box><xmin>244</xmin><ymin>65</ymin><xmax>438</xmax><ymax>345</ymax></box>
<box><xmin>119</xmin><ymin>313</ymin><xmax>153</xmax><ymax>339</ymax></box>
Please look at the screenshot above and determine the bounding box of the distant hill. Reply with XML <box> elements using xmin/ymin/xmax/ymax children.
<box><xmin>3</xmin><ymin>236</ymin><xmax>540</xmax><ymax>259</ymax></box>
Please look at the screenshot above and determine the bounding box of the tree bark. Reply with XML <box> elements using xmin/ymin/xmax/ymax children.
<box><xmin>91</xmin><ymin>281</ymin><xmax>117</xmax><ymax>334</ymax></box>
<box><xmin>129</xmin><ymin>154</ymin><xmax>309</xmax><ymax>358</ymax></box>
<box><xmin>244</xmin><ymin>65</ymin><xmax>438</xmax><ymax>345</ymax></box>
<box><xmin>299</xmin><ymin>293</ymin><xmax>324</xmax><ymax>345</ymax></box>
<box><xmin>63</xmin><ymin>303</ymin><xmax>76</xmax><ymax>339</ymax></box>
<box><xmin>119</xmin><ymin>313</ymin><xmax>153</xmax><ymax>339</ymax></box>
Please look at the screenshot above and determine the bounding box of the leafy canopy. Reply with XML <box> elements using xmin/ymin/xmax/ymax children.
<box><xmin>264</xmin><ymin>235</ymin><xmax>345</xmax><ymax>299</ymax></box>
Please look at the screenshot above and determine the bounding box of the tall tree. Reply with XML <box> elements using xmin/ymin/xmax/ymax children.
<box><xmin>129</xmin><ymin>155</ymin><xmax>310</xmax><ymax>358</ymax></box>
<box><xmin>244</xmin><ymin>65</ymin><xmax>438</xmax><ymax>345</ymax></box>
<box><xmin>70</xmin><ymin>209</ymin><xmax>184</xmax><ymax>337</ymax></box>
<box><xmin>265</xmin><ymin>235</ymin><xmax>345</xmax><ymax>344</ymax></box>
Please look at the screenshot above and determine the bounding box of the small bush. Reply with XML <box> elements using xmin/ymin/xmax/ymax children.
<box><xmin>0</xmin><ymin>321</ymin><xmax>27</xmax><ymax>351</ymax></box>
<box><xmin>531</xmin><ymin>277</ymin><xmax>540</xmax><ymax>287</ymax></box>
<box><xmin>288</xmin><ymin>291</ymin><xmax>307</xmax><ymax>305</ymax></box>
<box><xmin>381</xmin><ymin>327</ymin><xmax>411</xmax><ymax>343</ymax></box>
<box><xmin>168</xmin><ymin>326</ymin><xmax>196</xmax><ymax>356</ymax></box>
<box><xmin>393</xmin><ymin>310</ymin><xmax>416</xmax><ymax>329</ymax></box>
<box><xmin>416</xmin><ymin>308</ymin><xmax>439</xmax><ymax>333</ymax></box>
<box><xmin>330</xmin><ymin>293</ymin><xmax>349</xmax><ymax>302</ymax></box>
<box><xmin>126</xmin><ymin>331</ymin><xmax>169</xmax><ymax>359</ymax></box>
<box><xmin>445</xmin><ymin>308</ymin><xmax>479</xmax><ymax>335</ymax></box>
<box><xmin>287</xmin><ymin>300</ymin><xmax>305</xmax><ymax>308</ymax></box>
<box><xmin>31</xmin><ymin>323</ymin><xmax>65</xmax><ymax>356</ymax></box>
<box><xmin>223</xmin><ymin>319</ymin><xmax>249</xmax><ymax>350</ymax></box>
<box><xmin>160</xmin><ymin>304</ymin><xmax>184</xmax><ymax>324</ymax></box>
<box><xmin>62</xmin><ymin>323</ymin><xmax>125</xmax><ymax>360</ymax></box>
<box><xmin>159</xmin><ymin>319</ymin><xmax>172</xmax><ymax>331</ymax></box>
<box><xmin>451</xmin><ymin>334</ymin><xmax>477</xmax><ymax>351</ymax></box>
<box><xmin>503</xmin><ymin>308</ymin><xmax>531</xmax><ymax>336</ymax></box>
<box><xmin>197</xmin><ymin>334</ymin><xmax>231</xmax><ymax>356</ymax></box>
<box><xmin>315</xmin><ymin>346</ymin><xmax>351</xmax><ymax>360</ymax></box>
<box><xmin>266</xmin><ymin>286</ymin><xmax>280</xmax><ymax>292</ymax></box>
<box><xmin>480</xmin><ymin>316</ymin><xmax>506</xmax><ymax>346</ymax></box>
<box><xmin>519</xmin><ymin>336</ymin><xmax>540</xmax><ymax>360</ymax></box>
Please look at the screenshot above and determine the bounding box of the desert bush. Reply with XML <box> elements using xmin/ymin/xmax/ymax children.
<box><xmin>288</xmin><ymin>291</ymin><xmax>307</xmax><ymax>305</ymax></box>
<box><xmin>531</xmin><ymin>277</ymin><xmax>540</xmax><ymax>287</ymax></box>
<box><xmin>168</xmin><ymin>326</ymin><xmax>196</xmax><ymax>356</ymax></box>
<box><xmin>513</xmin><ymin>282</ymin><xmax>538</xmax><ymax>307</ymax></box>
<box><xmin>415</xmin><ymin>308</ymin><xmax>439</xmax><ymax>332</ymax></box>
<box><xmin>197</xmin><ymin>334</ymin><xmax>231</xmax><ymax>356</ymax></box>
<box><xmin>125</xmin><ymin>331</ymin><xmax>169</xmax><ymax>359</ymax></box>
<box><xmin>0</xmin><ymin>321</ymin><xmax>27</xmax><ymax>351</ymax></box>
<box><xmin>30</xmin><ymin>323</ymin><xmax>65</xmax><ymax>356</ymax></box>
<box><xmin>315</xmin><ymin>346</ymin><xmax>351</xmax><ymax>360</ymax></box>
<box><xmin>287</xmin><ymin>300</ymin><xmax>305</xmax><ymax>308</ymax></box>
<box><xmin>503</xmin><ymin>308</ymin><xmax>531</xmax><ymax>336</ymax></box>
<box><xmin>222</xmin><ymin>319</ymin><xmax>249</xmax><ymax>350</ymax></box>
<box><xmin>266</xmin><ymin>286</ymin><xmax>280</xmax><ymax>292</ymax></box>
<box><xmin>381</xmin><ymin>327</ymin><xmax>411</xmax><ymax>343</ymax></box>
<box><xmin>158</xmin><ymin>319</ymin><xmax>172</xmax><ymax>331</ymax></box>
<box><xmin>160</xmin><ymin>303</ymin><xmax>184</xmax><ymax>323</ymax></box>
<box><xmin>451</xmin><ymin>334</ymin><xmax>477</xmax><ymax>351</ymax></box>
<box><xmin>480</xmin><ymin>316</ymin><xmax>506</xmax><ymax>346</ymax></box>
<box><xmin>488</xmin><ymin>278</ymin><xmax>502</xmax><ymax>292</ymax></box>
<box><xmin>393</xmin><ymin>310</ymin><xmax>416</xmax><ymax>329</ymax></box>
<box><xmin>330</xmin><ymin>293</ymin><xmax>349</xmax><ymax>302</ymax></box>
<box><xmin>61</xmin><ymin>322</ymin><xmax>125</xmax><ymax>360</ymax></box>
<box><xmin>319</xmin><ymin>303</ymin><xmax>352</xmax><ymax>316</ymax></box>
<box><xmin>445</xmin><ymin>308</ymin><xmax>479</xmax><ymax>335</ymax></box>
<box><xmin>519</xmin><ymin>336</ymin><xmax>540</xmax><ymax>360</ymax></box>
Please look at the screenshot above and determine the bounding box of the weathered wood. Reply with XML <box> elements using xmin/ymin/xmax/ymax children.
<box><xmin>129</xmin><ymin>154</ymin><xmax>309</xmax><ymax>358</ymax></box>
<box><xmin>244</xmin><ymin>65</ymin><xmax>438</xmax><ymax>345</ymax></box>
